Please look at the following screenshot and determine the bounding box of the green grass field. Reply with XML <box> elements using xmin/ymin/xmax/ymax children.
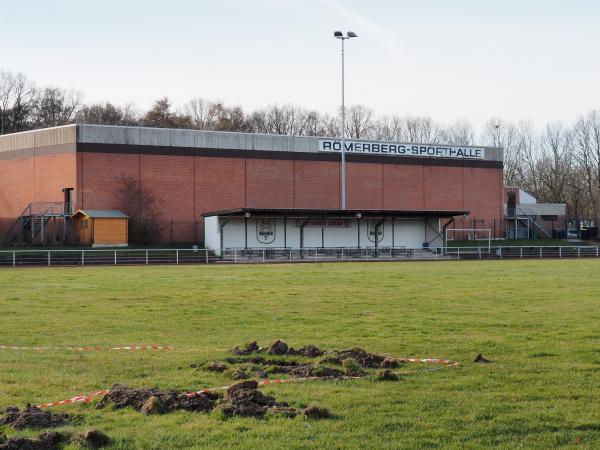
<box><xmin>1</xmin><ymin>261</ymin><xmax>600</xmax><ymax>449</ymax></box>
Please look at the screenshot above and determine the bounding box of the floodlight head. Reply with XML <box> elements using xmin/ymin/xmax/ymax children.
<box><xmin>334</xmin><ymin>31</ymin><xmax>343</xmax><ymax>38</ymax></box>
<box><xmin>347</xmin><ymin>31</ymin><xmax>358</xmax><ymax>38</ymax></box>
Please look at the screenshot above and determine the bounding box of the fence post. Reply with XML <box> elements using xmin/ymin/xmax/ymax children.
<box><xmin>341</xmin><ymin>248</ymin><xmax>344</xmax><ymax>261</ymax></box>
<box><xmin>205</xmin><ymin>250</ymin><xmax>209</xmax><ymax>264</ymax></box>
<box><xmin>146</xmin><ymin>250</ymin><xmax>149</xmax><ymax>265</ymax></box>
<box><xmin>262</xmin><ymin>249</ymin><xmax>265</xmax><ymax>263</ymax></box>
<box><xmin>539</xmin><ymin>247</ymin><xmax>542</xmax><ymax>259</ymax></box>
<box><xmin>176</xmin><ymin>250</ymin><xmax>179</xmax><ymax>264</ymax></box>
<box><xmin>47</xmin><ymin>251</ymin><xmax>50</xmax><ymax>267</ymax></box>
<box><xmin>578</xmin><ymin>247</ymin><xmax>580</xmax><ymax>258</ymax></box>
<box><xmin>597</xmin><ymin>246</ymin><xmax>599</xmax><ymax>258</ymax></box>
<box><xmin>520</xmin><ymin>247</ymin><xmax>523</xmax><ymax>259</ymax></box>
<box><xmin>559</xmin><ymin>247</ymin><xmax>561</xmax><ymax>258</ymax></box>
<box><xmin>499</xmin><ymin>247</ymin><xmax>502</xmax><ymax>259</ymax></box>
<box><xmin>289</xmin><ymin>248</ymin><xmax>292</xmax><ymax>262</ymax></box>
<box><xmin>478</xmin><ymin>247</ymin><xmax>481</xmax><ymax>259</ymax></box>
<box><xmin>234</xmin><ymin>249</ymin><xmax>237</xmax><ymax>264</ymax></box>
<box><xmin>114</xmin><ymin>250</ymin><xmax>117</xmax><ymax>265</ymax></box>
<box><xmin>81</xmin><ymin>250</ymin><xmax>84</xmax><ymax>266</ymax></box>
<box><xmin>457</xmin><ymin>248</ymin><xmax>460</xmax><ymax>260</ymax></box>
<box><xmin>13</xmin><ymin>251</ymin><xmax>16</xmax><ymax>267</ymax></box>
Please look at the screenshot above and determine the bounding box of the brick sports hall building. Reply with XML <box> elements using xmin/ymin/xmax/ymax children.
<box><xmin>0</xmin><ymin>124</ymin><xmax>504</xmax><ymax>246</ymax></box>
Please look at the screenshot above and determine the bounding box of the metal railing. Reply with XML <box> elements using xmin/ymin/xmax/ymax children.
<box><xmin>0</xmin><ymin>245</ymin><xmax>598</xmax><ymax>267</ymax></box>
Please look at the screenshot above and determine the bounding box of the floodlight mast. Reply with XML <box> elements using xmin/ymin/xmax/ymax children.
<box><xmin>333</xmin><ymin>31</ymin><xmax>358</xmax><ymax>210</ymax></box>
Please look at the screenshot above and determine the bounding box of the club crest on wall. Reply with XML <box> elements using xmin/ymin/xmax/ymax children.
<box><xmin>367</xmin><ymin>220</ymin><xmax>384</xmax><ymax>243</ymax></box>
<box><xmin>256</xmin><ymin>219</ymin><xmax>276</xmax><ymax>244</ymax></box>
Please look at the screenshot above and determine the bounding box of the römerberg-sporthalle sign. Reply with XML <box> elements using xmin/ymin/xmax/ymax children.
<box><xmin>318</xmin><ymin>139</ymin><xmax>485</xmax><ymax>159</ymax></box>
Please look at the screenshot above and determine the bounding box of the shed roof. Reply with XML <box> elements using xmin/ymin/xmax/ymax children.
<box><xmin>71</xmin><ymin>210</ymin><xmax>128</xmax><ymax>219</ymax></box>
<box><xmin>202</xmin><ymin>208</ymin><xmax>468</xmax><ymax>219</ymax></box>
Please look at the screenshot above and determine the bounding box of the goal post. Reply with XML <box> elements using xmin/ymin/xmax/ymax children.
<box><xmin>445</xmin><ymin>228</ymin><xmax>491</xmax><ymax>252</ymax></box>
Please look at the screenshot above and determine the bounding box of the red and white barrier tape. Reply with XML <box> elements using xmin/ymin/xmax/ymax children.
<box><xmin>0</xmin><ymin>345</ymin><xmax>177</xmax><ymax>352</ymax></box>
<box><xmin>35</xmin><ymin>357</ymin><xmax>458</xmax><ymax>409</ymax></box>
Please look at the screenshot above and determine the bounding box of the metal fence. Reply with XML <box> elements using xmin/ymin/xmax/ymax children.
<box><xmin>0</xmin><ymin>245</ymin><xmax>599</xmax><ymax>267</ymax></box>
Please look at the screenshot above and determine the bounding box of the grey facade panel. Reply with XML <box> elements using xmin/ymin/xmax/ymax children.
<box><xmin>0</xmin><ymin>125</ymin><xmax>76</xmax><ymax>153</ymax></box>
<box><xmin>1</xmin><ymin>124</ymin><xmax>504</xmax><ymax>162</ymax></box>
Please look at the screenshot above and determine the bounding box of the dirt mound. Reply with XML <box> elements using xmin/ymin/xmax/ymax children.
<box><xmin>202</xmin><ymin>361</ymin><xmax>228</xmax><ymax>372</ymax></box>
<box><xmin>474</xmin><ymin>354</ymin><xmax>491</xmax><ymax>363</ymax></box>
<box><xmin>376</xmin><ymin>370</ymin><xmax>400</xmax><ymax>381</ymax></box>
<box><xmin>268</xmin><ymin>340</ymin><xmax>289</xmax><ymax>355</ymax></box>
<box><xmin>303</xmin><ymin>406</ymin><xmax>332</xmax><ymax>419</ymax></box>
<box><xmin>0</xmin><ymin>431</ymin><xmax>63</xmax><ymax>450</ymax></box>
<box><xmin>329</xmin><ymin>348</ymin><xmax>385</xmax><ymax>368</ymax></box>
<box><xmin>68</xmin><ymin>430</ymin><xmax>111</xmax><ymax>449</ymax></box>
<box><xmin>288</xmin><ymin>364</ymin><xmax>344</xmax><ymax>379</ymax></box>
<box><xmin>232</xmin><ymin>341</ymin><xmax>260</xmax><ymax>355</ymax></box>
<box><xmin>231</xmin><ymin>341</ymin><xmax>324</xmax><ymax>358</ymax></box>
<box><xmin>81</xmin><ymin>430</ymin><xmax>110</xmax><ymax>449</ymax></box>
<box><xmin>96</xmin><ymin>384</ymin><xmax>218</xmax><ymax>413</ymax></box>
<box><xmin>288</xmin><ymin>345</ymin><xmax>325</xmax><ymax>357</ymax></box>
<box><xmin>380</xmin><ymin>357</ymin><xmax>400</xmax><ymax>369</ymax></box>
<box><xmin>224</xmin><ymin>356</ymin><xmax>300</xmax><ymax>367</ymax></box>
<box><xmin>216</xmin><ymin>381</ymin><xmax>297</xmax><ymax>418</ymax></box>
<box><xmin>0</xmin><ymin>406</ymin><xmax>71</xmax><ymax>430</ymax></box>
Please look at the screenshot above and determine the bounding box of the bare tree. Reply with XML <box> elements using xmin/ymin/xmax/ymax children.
<box><xmin>0</xmin><ymin>71</ymin><xmax>37</xmax><ymax>134</ymax></box>
<box><xmin>117</xmin><ymin>177</ymin><xmax>162</xmax><ymax>243</ymax></box>
<box><xmin>440</xmin><ymin>120</ymin><xmax>474</xmax><ymax>146</ymax></box>
<box><xmin>76</xmin><ymin>102</ymin><xmax>139</xmax><ymax>126</ymax></box>
<box><xmin>34</xmin><ymin>87</ymin><xmax>82</xmax><ymax>128</ymax></box>
<box><xmin>143</xmin><ymin>97</ymin><xmax>192</xmax><ymax>129</ymax></box>
<box><xmin>183</xmin><ymin>98</ymin><xmax>224</xmax><ymax>130</ymax></box>
<box><xmin>345</xmin><ymin>105</ymin><xmax>374</xmax><ymax>139</ymax></box>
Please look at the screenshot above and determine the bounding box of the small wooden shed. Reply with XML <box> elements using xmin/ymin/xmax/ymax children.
<box><xmin>71</xmin><ymin>210</ymin><xmax>129</xmax><ymax>247</ymax></box>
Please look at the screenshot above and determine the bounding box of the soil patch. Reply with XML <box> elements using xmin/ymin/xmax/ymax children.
<box><xmin>232</xmin><ymin>341</ymin><xmax>260</xmax><ymax>355</ymax></box>
<box><xmin>303</xmin><ymin>406</ymin><xmax>332</xmax><ymax>419</ymax></box>
<box><xmin>0</xmin><ymin>431</ymin><xmax>64</xmax><ymax>450</ymax></box>
<box><xmin>288</xmin><ymin>364</ymin><xmax>344</xmax><ymax>378</ymax></box>
<box><xmin>474</xmin><ymin>354</ymin><xmax>491</xmax><ymax>363</ymax></box>
<box><xmin>216</xmin><ymin>381</ymin><xmax>297</xmax><ymax>418</ymax></box>
<box><xmin>329</xmin><ymin>348</ymin><xmax>386</xmax><ymax>368</ymax></box>
<box><xmin>96</xmin><ymin>384</ymin><xmax>218</xmax><ymax>413</ymax></box>
<box><xmin>0</xmin><ymin>406</ymin><xmax>72</xmax><ymax>430</ymax></box>
<box><xmin>288</xmin><ymin>345</ymin><xmax>325</xmax><ymax>358</ymax></box>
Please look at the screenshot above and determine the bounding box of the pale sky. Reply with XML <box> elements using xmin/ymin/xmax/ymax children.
<box><xmin>1</xmin><ymin>0</ymin><xmax>599</xmax><ymax>131</ymax></box>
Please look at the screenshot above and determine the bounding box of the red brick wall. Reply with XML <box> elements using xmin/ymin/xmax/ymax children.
<box><xmin>75</xmin><ymin>153</ymin><xmax>504</xmax><ymax>243</ymax></box>
<box><xmin>0</xmin><ymin>150</ymin><xmax>505</xmax><ymax>244</ymax></box>
<box><xmin>245</xmin><ymin>159</ymin><xmax>295</xmax><ymax>207</ymax></box>
<box><xmin>382</xmin><ymin>164</ymin><xmax>424</xmax><ymax>210</ymax></box>
<box><xmin>0</xmin><ymin>151</ymin><xmax>76</xmax><ymax>237</ymax></box>
<box><xmin>294</xmin><ymin>161</ymin><xmax>340</xmax><ymax>209</ymax></box>
<box><xmin>346</xmin><ymin>162</ymin><xmax>384</xmax><ymax>209</ymax></box>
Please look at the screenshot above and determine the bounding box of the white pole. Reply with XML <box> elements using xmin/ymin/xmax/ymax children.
<box><xmin>341</xmin><ymin>37</ymin><xmax>346</xmax><ymax>210</ymax></box>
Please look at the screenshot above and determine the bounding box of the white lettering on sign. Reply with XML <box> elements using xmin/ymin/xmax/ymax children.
<box><xmin>318</xmin><ymin>139</ymin><xmax>485</xmax><ymax>160</ymax></box>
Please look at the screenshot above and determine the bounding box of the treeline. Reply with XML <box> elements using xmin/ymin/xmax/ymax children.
<box><xmin>1</xmin><ymin>69</ymin><xmax>600</xmax><ymax>220</ymax></box>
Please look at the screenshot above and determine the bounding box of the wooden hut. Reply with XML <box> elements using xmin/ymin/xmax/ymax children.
<box><xmin>71</xmin><ymin>210</ymin><xmax>128</xmax><ymax>247</ymax></box>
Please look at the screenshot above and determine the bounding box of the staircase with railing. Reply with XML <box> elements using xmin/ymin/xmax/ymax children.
<box><xmin>3</xmin><ymin>202</ymin><xmax>72</xmax><ymax>246</ymax></box>
<box><xmin>505</xmin><ymin>206</ymin><xmax>552</xmax><ymax>239</ymax></box>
